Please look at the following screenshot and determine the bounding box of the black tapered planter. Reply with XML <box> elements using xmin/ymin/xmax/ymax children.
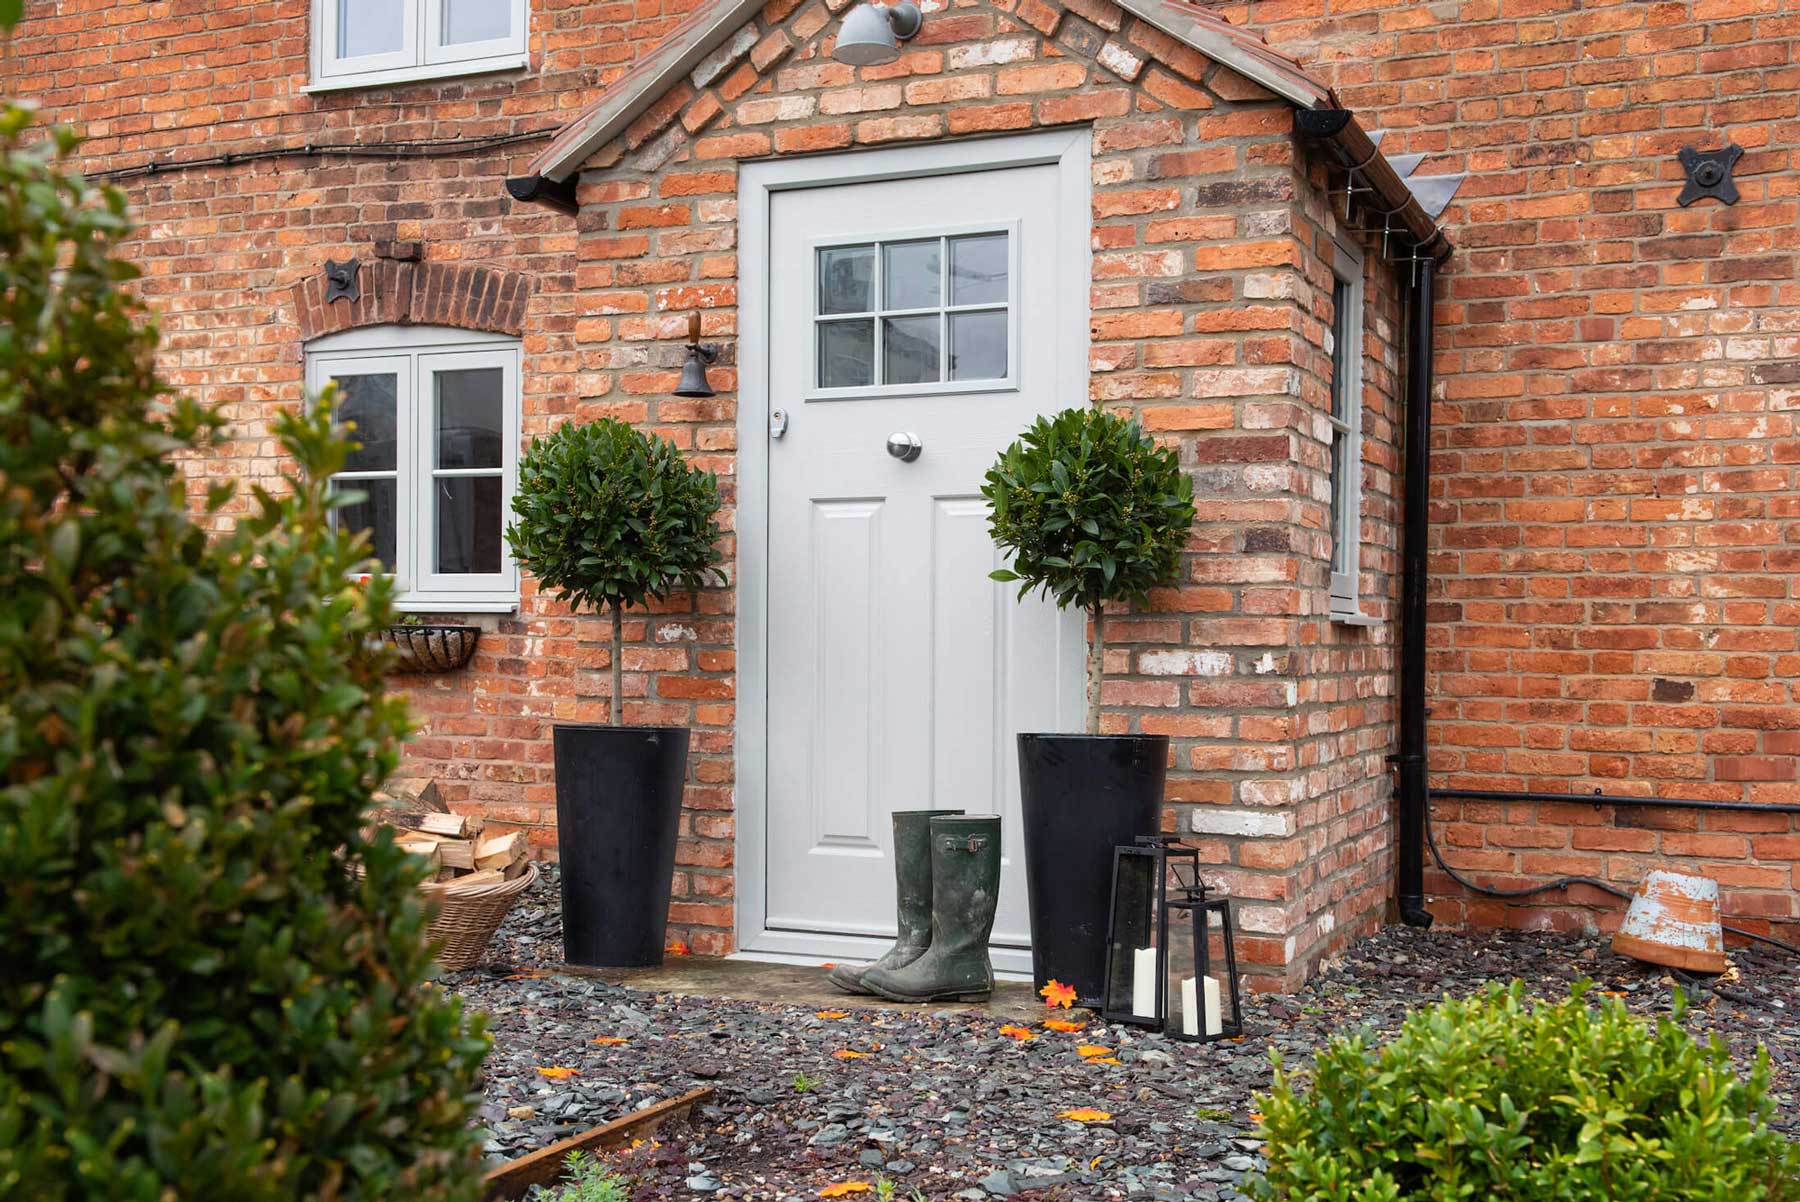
<box><xmin>553</xmin><ymin>724</ymin><xmax>690</xmax><ymax>967</ymax></box>
<box><xmin>1017</xmin><ymin>732</ymin><xmax>1168</xmax><ymax>1006</ymax></box>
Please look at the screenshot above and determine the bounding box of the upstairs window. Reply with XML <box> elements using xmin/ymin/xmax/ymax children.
<box><xmin>306</xmin><ymin>327</ymin><xmax>520</xmax><ymax>611</ymax></box>
<box><xmin>311</xmin><ymin>0</ymin><xmax>528</xmax><ymax>90</ymax></box>
<box><xmin>1327</xmin><ymin>240</ymin><xmax>1367</xmax><ymax>622</ymax></box>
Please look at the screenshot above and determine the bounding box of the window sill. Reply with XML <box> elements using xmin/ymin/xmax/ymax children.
<box><xmin>1330</xmin><ymin>609</ymin><xmax>1382</xmax><ymax>628</ymax></box>
<box><xmin>302</xmin><ymin>55</ymin><xmax>531</xmax><ymax>94</ymax></box>
<box><xmin>395</xmin><ymin>597</ymin><xmax>518</xmax><ymax>615</ymax></box>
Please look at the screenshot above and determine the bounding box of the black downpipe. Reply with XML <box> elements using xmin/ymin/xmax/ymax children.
<box><xmin>1397</xmin><ymin>257</ymin><xmax>1436</xmax><ymax>928</ymax></box>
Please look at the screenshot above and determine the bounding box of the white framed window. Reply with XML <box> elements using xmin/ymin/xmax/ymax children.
<box><xmin>809</xmin><ymin>222</ymin><xmax>1020</xmax><ymax>400</ymax></box>
<box><xmin>306</xmin><ymin>326</ymin><xmax>521</xmax><ymax>612</ymax></box>
<box><xmin>1327</xmin><ymin>239</ymin><xmax>1368</xmax><ymax>622</ymax></box>
<box><xmin>309</xmin><ymin>0</ymin><xmax>528</xmax><ymax>91</ymax></box>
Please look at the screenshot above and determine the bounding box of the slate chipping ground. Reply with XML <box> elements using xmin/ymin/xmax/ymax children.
<box><xmin>447</xmin><ymin>867</ymin><xmax>1800</xmax><ymax>1200</ymax></box>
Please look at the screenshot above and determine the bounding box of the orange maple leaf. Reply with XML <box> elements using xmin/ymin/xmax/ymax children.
<box><xmin>665</xmin><ymin>940</ymin><xmax>692</xmax><ymax>956</ymax></box>
<box><xmin>833</xmin><ymin>1049</ymin><xmax>870</xmax><ymax>1059</ymax></box>
<box><xmin>1089</xmin><ymin>1056</ymin><xmax>1121</xmax><ymax>1065</ymax></box>
<box><xmin>1040</xmin><ymin>980</ymin><xmax>1077</xmax><ymax>1009</ymax></box>
<box><xmin>591</xmin><ymin>1036</ymin><xmax>628</xmax><ymax>1045</ymax></box>
<box><xmin>1076</xmin><ymin>1044</ymin><xmax>1113</xmax><ymax>1058</ymax></box>
<box><xmin>1058</xmin><ymin>1107</ymin><xmax>1112</xmax><ymax>1122</ymax></box>
<box><xmin>535</xmin><ymin>1066</ymin><xmax>579</xmax><ymax>1080</ymax></box>
<box><xmin>816</xmin><ymin>1010</ymin><xmax>849</xmax><ymax>1019</ymax></box>
<box><xmin>998</xmin><ymin>1024</ymin><xmax>1036</xmax><ymax>1041</ymax></box>
<box><xmin>818</xmin><ymin>1183</ymin><xmax>872</xmax><ymax>1198</ymax></box>
<box><xmin>1043</xmin><ymin>1019</ymin><xmax>1084</xmax><ymax>1033</ymax></box>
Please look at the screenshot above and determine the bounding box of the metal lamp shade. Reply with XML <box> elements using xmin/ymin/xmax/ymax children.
<box><xmin>833</xmin><ymin>2</ymin><xmax>922</xmax><ymax>66</ymax></box>
<box><xmin>674</xmin><ymin>345</ymin><xmax>716</xmax><ymax>398</ymax></box>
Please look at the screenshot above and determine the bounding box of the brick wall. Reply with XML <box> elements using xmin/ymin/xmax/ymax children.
<box><xmin>1216</xmin><ymin>0</ymin><xmax>1800</xmax><ymax>938</ymax></box>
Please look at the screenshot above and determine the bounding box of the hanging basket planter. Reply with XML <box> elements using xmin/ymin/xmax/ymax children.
<box><xmin>380</xmin><ymin>623</ymin><xmax>481</xmax><ymax>673</ymax></box>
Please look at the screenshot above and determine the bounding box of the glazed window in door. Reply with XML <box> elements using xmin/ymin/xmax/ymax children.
<box><xmin>810</xmin><ymin>225</ymin><xmax>1019</xmax><ymax>398</ymax></box>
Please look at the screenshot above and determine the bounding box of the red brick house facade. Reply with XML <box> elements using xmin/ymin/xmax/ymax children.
<box><xmin>10</xmin><ymin>0</ymin><xmax>1796</xmax><ymax>988</ymax></box>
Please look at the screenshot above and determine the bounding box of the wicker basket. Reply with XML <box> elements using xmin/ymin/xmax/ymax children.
<box><xmin>381</xmin><ymin>624</ymin><xmax>481</xmax><ymax>673</ymax></box>
<box><xmin>422</xmin><ymin>862</ymin><xmax>538</xmax><ymax>971</ymax></box>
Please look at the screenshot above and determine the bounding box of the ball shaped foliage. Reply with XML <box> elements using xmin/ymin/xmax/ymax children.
<box><xmin>1253</xmin><ymin>983</ymin><xmax>1798</xmax><ymax>1202</ymax></box>
<box><xmin>506</xmin><ymin>417</ymin><xmax>724</xmax><ymax>617</ymax></box>
<box><xmin>0</xmin><ymin>106</ymin><xmax>487</xmax><ymax>1201</ymax></box>
<box><xmin>982</xmin><ymin>406</ymin><xmax>1195</xmax><ymax>613</ymax></box>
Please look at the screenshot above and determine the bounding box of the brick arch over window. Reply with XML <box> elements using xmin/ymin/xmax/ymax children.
<box><xmin>292</xmin><ymin>260</ymin><xmax>533</xmax><ymax>342</ymax></box>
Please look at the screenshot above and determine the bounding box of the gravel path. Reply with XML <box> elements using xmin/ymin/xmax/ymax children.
<box><xmin>447</xmin><ymin>867</ymin><xmax>1799</xmax><ymax>1200</ymax></box>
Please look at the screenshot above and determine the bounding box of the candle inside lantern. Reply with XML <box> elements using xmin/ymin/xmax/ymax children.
<box><xmin>1204</xmin><ymin>975</ymin><xmax>1222</xmax><ymax>1036</ymax></box>
<box><xmin>1180</xmin><ymin>976</ymin><xmax>1199</xmax><ymax>1037</ymax></box>
<box><xmin>1131</xmin><ymin>946</ymin><xmax>1157</xmax><ymax>1018</ymax></box>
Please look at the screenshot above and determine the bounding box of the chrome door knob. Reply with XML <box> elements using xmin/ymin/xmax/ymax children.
<box><xmin>886</xmin><ymin>431</ymin><xmax>922</xmax><ymax>462</ymax></box>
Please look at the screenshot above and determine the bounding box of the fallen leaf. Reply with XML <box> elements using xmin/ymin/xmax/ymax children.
<box><xmin>1089</xmin><ymin>1155</ymin><xmax>1104</xmax><ymax>1170</ymax></box>
<box><xmin>535</xmin><ymin>1066</ymin><xmax>579</xmax><ymax>1080</ymax></box>
<box><xmin>819</xmin><ymin>1183</ymin><xmax>872</xmax><ymax>1198</ymax></box>
<box><xmin>1076</xmin><ymin>1044</ymin><xmax>1112</xmax><ymax>1058</ymax></box>
<box><xmin>1249</xmin><ymin>1111</ymin><xmax>1265</xmax><ymax>1123</ymax></box>
<box><xmin>816</xmin><ymin>1010</ymin><xmax>849</xmax><ymax>1019</ymax></box>
<box><xmin>819</xmin><ymin>962</ymin><xmax>837</xmax><ymax>968</ymax></box>
<box><xmin>666</xmin><ymin>940</ymin><xmax>692</xmax><ymax>956</ymax></box>
<box><xmin>1089</xmin><ymin>1056</ymin><xmax>1120</xmax><ymax>1065</ymax></box>
<box><xmin>833</xmin><ymin>1049</ymin><xmax>870</xmax><ymax>1059</ymax></box>
<box><xmin>1599</xmin><ymin>990</ymin><xmax>1627</xmax><ymax>998</ymax></box>
<box><xmin>998</xmin><ymin>1024</ymin><xmax>1036</xmax><ymax>1041</ymax></box>
<box><xmin>1043</xmin><ymin>1019</ymin><xmax>1084</xmax><ymax>1033</ymax></box>
<box><xmin>1058</xmin><ymin>1108</ymin><xmax>1112</xmax><ymax>1123</ymax></box>
<box><xmin>591</xmin><ymin>1036</ymin><xmax>628</xmax><ymax>1045</ymax></box>
<box><xmin>1040</xmin><ymin>980</ymin><xmax>1078</xmax><ymax>1009</ymax></box>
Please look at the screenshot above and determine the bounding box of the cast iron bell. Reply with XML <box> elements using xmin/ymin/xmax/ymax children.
<box><xmin>674</xmin><ymin>344</ymin><xmax>717</xmax><ymax>398</ymax></box>
<box><xmin>832</xmin><ymin>1</ymin><xmax>922</xmax><ymax>66</ymax></box>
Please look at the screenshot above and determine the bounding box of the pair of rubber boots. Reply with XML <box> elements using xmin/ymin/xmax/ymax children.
<box><xmin>827</xmin><ymin>811</ymin><xmax>1000</xmax><ymax>1003</ymax></box>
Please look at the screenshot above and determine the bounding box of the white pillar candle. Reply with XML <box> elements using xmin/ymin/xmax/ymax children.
<box><xmin>1180</xmin><ymin>976</ymin><xmax>1200</xmax><ymax>1037</ymax></box>
<box><xmin>1203</xmin><ymin>975</ymin><xmax>1222</xmax><ymax>1036</ymax></box>
<box><xmin>1131</xmin><ymin>946</ymin><xmax>1157</xmax><ymax>1018</ymax></box>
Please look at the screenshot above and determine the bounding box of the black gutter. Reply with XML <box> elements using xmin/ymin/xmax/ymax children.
<box><xmin>1430</xmin><ymin>786</ymin><xmax>1800</xmax><ymax>815</ymax></box>
<box><xmin>506</xmin><ymin>173</ymin><xmax>579</xmax><ymax>215</ymax></box>
<box><xmin>1396</xmin><ymin>255</ymin><xmax>1436</xmax><ymax>928</ymax></box>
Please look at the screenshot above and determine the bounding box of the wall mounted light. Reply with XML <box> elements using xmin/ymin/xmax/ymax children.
<box><xmin>831</xmin><ymin>1</ymin><xmax>923</xmax><ymax>66</ymax></box>
<box><xmin>674</xmin><ymin>312</ymin><xmax>718</xmax><ymax>398</ymax></box>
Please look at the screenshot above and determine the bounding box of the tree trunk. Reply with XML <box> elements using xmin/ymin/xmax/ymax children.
<box><xmin>1086</xmin><ymin>600</ymin><xmax>1104</xmax><ymax>736</ymax></box>
<box><xmin>611</xmin><ymin>601</ymin><xmax>625</xmax><ymax>726</ymax></box>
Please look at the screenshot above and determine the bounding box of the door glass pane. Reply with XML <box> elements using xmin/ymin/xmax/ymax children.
<box><xmin>818</xmin><ymin>245</ymin><xmax>874</xmax><ymax>315</ymax></box>
<box><xmin>883</xmin><ymin>315</ymin><xmax>940</xmax><ymax>386</ymax></box>
<box><xmin>436</xmin><ymin>368</ymin><xmax>504</xmax><ymax>469</ymax></box>
<box><xmin>437</xmin><ymin>476</ymin><xmax>504</xmax><ymax>574</ymax></box>
<box><xmin>332</xmin><ymin>373</ymin><xmax>398</xmax><ymax>472</ymax></box>
<box><xmin>950</xmin><ymin>233</ymin><xmax>1008</xmax><ymax>305</ymax></box>
<box><xmin>818</xmin><ymin>319</ymin><xmax>874</xmax><ymax>389</ymax></box>
<box><xmin>882</xmin><ymin>240</ymin><xmax>941</xmax><ymax>311</ymax></box>
<box><xmin>333</xmin><ymin>477</ymin><xmax>398</xmax><ymax>571</ymax></box>
<box><xmin>442</xmin><ymin>0</ymin><xmax>511</xmax><ymax>45</ymax></box>
<box><xmin>949</xmin><ymin>310</ymin><xmax>1007</xmax><ymax>381</ymax></box>
<box><xmin>339</xmin><ymin>0</ymin><xmax>405</xmax><ymax>57</ymax></box>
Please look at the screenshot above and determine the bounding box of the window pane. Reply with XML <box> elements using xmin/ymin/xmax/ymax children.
<box><xmin>437</xmin><ymin>476</ymin><xmax>504</xmax><ymax>574</ymax></box>
<box><xmin>883</xmin><ymin>315</ymin><xmax>940</xmax><ymax>386</ymax></box>
<box><xmin>818</xmin><ymin>245</ymin><xmax>874</xmax><ymax>315</ymax></box>
<box><xmin>1330</xmin><ymin>279</ymin><xmax>1353</xmax><ymax>421</ymax></box>
<box><xmin>882</xmin><ymin>240</ymin><xmax>940</xmax><ymax>311</ymax></box>
<box><xmin>949</xmin><ymin>310</ymin><xmax>1007</xmax><ymax>381</ymax></box>
<box><xmin>332</xmin><ymin>372</ymin><xmax>399</xmax><ymax>472</ymax></box>
<box><xmin>818</xmin><ymin>319</ymin><xmax>874</xmax><ymax>388</ymax></box>
<box><xmin>333</xmin><ymin>477</ymin><xmax>398</xmax><ymax>571</ymax></box>
<box><xmin>950</xmin><ymin>233</ymin><xmax>1008</xmax><ymax>305</ymax></box>
<box><xmin>1330</xmin><ymin>432</ymin><xmax>1350</xmax><ymax>575</ymax></box>
<box><xmin>442</xmin><ymin>0</ymin><xmax>511</xmax><ymax>44</ymax></box>
<box><xmin>339</xmin><ymin>0</ymin><xmax>404</xmax><ymax>57</ymax></box>
<box><xmin>436</xmin><ymin>367</ymin><xmax>504</xmax><ymax>470</ymax></box>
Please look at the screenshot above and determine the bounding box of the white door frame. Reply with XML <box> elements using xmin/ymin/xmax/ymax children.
<box><xmin>734</xmin><ymin>129</ymin><xmax>1093</xmax><ymax>964</ymax></box>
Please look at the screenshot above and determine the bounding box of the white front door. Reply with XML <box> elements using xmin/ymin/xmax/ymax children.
<box><xmin>746</xmin><ymin>140</ymin><xmax>1089</xmax><ymax>974</ymax></box>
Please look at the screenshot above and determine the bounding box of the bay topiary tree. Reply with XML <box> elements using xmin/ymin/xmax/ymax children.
<box><xmin>504</xmin><ymin>417</ymin><xmax>723</xmax><ymax>968</ymax></box>
<box><xmin>506</xmin><ymin>417</ymin><xmax>724</xmax><ymax>725</ymax></box>
<box><xmin>1253</xmin><ymin>983</ymin><xmax>1799</xmax><ymax>1202</ymax></box>
<box><xmin>982</xmin><ymin>405</ymin><xmax>1195</xmax><ymax>735</ymax></box>
<box><xmin>0</xmin><ymin>103</ymin><xmax>488</xmax><ymax>1199</ymax></box>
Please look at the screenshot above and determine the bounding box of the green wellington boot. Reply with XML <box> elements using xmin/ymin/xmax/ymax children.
<box><xmin>827</xmin><ymin>809</ymin><xmax>963</xmax><ymax>995</ymax></box>
<box><xmin>861</xmin><ymin>814</ymin><xmax>1001</xmax><ymax>1004</ymax></box>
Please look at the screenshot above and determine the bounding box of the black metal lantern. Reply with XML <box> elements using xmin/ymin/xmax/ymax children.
<box><xmin>1101</xmin><ymin>835</ymin><xmax>1243</xmax><ymax>1042</ymax></box>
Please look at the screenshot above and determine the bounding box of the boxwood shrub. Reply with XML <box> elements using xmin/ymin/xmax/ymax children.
<box><xmin>1253</xmin><ymin>983</ymin><xmax>1797</xmax><ymax>1202</ymax></box>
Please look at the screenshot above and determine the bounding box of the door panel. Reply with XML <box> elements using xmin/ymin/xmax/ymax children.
<box><xmin>763</xmin><ymin>163</ymin><xmax>1085</xmax><ymax>955</ymax></box>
